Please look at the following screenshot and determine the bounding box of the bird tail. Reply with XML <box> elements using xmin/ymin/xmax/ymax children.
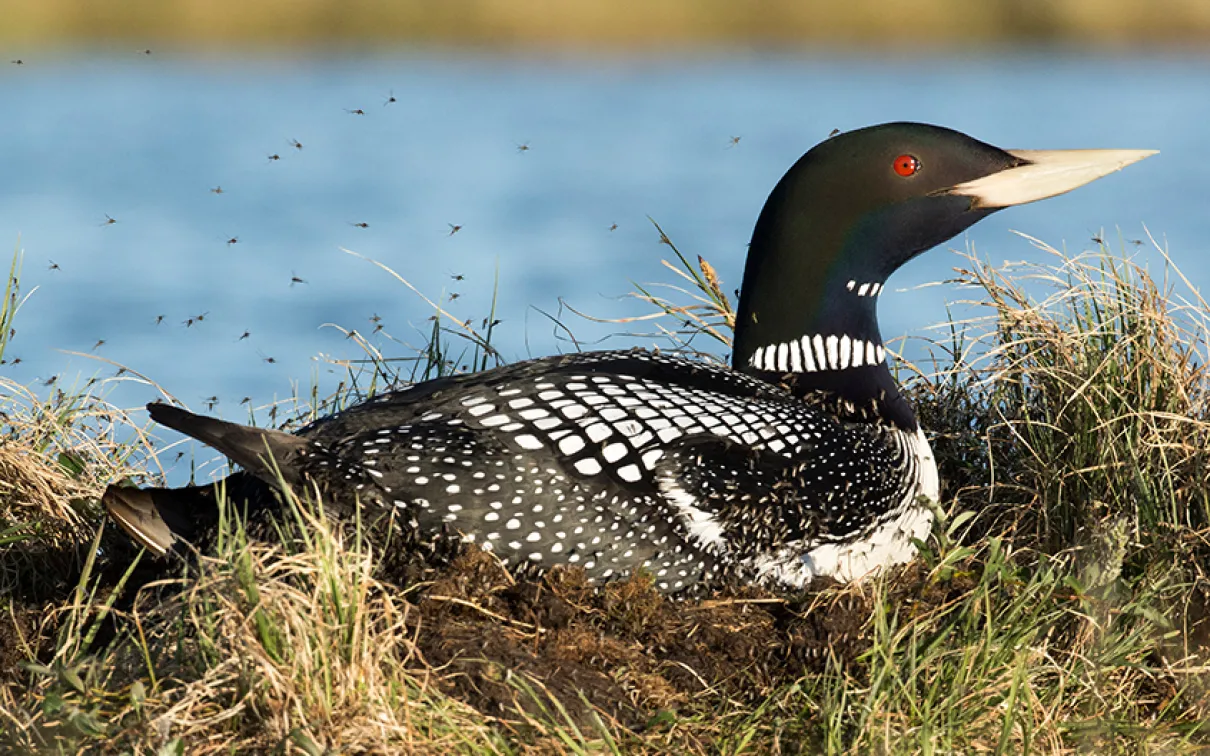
<box><xmin>102</xmin><ymin>482</ymin><xmax>229</xmax><ymax>556</ymax></box>
<box><xmin>103</xmin><ymin>403</ymin><xmax>316</xmax><ymax>554</ymax></box>
<box><xmin>147</xmin><ymin>402</ymin><xmax>310</xmax><ymax>488</ymax></box>
<box><xmin>103</xmin><ymin>486</ymin><xmax>175</xmax><ymax>556</ymax></box>
<box><xmin>103</xmin><ymin>473</ymin><xmax>272</xmax><ymax>556</ymax></box>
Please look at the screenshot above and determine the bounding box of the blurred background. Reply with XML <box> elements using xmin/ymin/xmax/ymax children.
<box><xmin>4</xmin><ymin>0</ymin><xmax>1210</xmax><ymax>49</ymax></box>
<box><xmin>0</xmin><ymin>0</ymin><xmax>1205</xmax><ymax>480</ymax></box>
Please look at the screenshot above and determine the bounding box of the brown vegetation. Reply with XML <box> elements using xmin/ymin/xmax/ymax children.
<box><xmin>2</xmin><ymin>0</ymin><xmax>1210</xmax><ymax>50</ymax></box>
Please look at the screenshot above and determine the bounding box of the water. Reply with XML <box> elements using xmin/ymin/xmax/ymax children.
<box><xmin>1</xmin><ymin>51</ymin><xmax>1204</xmax><ymax>444</ymax></box>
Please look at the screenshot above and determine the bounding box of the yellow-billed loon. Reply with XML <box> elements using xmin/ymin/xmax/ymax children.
<box><xmin>103</xmin><ymin>123</ymin><xmax>1154</xmax><ymax>593</ymax></box>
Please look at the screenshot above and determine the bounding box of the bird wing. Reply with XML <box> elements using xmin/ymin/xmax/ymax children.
<box><xmin>651</xmin><ymin>428</ymin><xmax>914</xmax><ymax>565</ymax></box>
<box><xmin>147</xmin><ymin>402</ymin><xmax>311</xmax><ymax>489</ymax></box>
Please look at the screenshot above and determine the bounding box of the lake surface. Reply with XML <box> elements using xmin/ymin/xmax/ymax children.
<box><xmin>0</xmin><ymin>51</ymin><xmax>1204</xmax><ymax>476</ymax></box>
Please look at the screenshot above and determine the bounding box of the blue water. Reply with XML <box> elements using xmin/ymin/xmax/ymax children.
<box><xmin>0</xmin><ymin>52</ymin><xmax>1204</xmax><ymax>456</ymax></box>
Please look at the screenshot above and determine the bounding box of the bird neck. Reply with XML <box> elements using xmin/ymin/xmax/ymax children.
<box><xmin>730</xmin><ymin>167</ymin><xmax>952</xmax><ymax>432</ymax></box>
<box><xmin>733</xmin><ymin>279</ymin><xmax>915</xmax><ymax>430</ymax></box>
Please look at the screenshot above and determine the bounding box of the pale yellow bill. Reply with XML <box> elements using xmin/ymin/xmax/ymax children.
<box><xmin>950</xmin><ymin>148</ymin><xmax>1158</xmax><ymax>209</ymax></box>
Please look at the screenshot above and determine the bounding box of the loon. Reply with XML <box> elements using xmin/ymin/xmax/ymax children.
<box><xmin>103</xmin><ymin>123</ymin><xmax>1154</xmax><ymax>593</ymax></box>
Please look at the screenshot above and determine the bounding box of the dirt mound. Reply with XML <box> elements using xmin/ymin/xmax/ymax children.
<box><xmin>399</xmin><ymin>547</ymin><xmax>971</xmax><ymax>732</ymax></box>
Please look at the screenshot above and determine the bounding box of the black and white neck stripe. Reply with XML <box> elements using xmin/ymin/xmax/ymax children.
<box><xmin>749</xmin><ymin>334</ymin><xmax>886</xmax><ymax>374</ymax></box>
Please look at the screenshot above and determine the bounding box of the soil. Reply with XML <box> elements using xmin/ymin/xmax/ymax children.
<box><xmin>394</xmin><ymin>547</ymin><xmax>972</xmax><ymax>733</ymax></box>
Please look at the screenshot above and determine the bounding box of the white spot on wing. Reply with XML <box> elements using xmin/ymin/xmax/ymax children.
<box><xmin>514</xmin><ymin>434</ymin><xmax>543</xmax><ymax>450</ymax></box>
<box><xmin>574</xmin><ymin>458</ymin><xmax>602</xmax><ymax>475</ymax></box>
<box><xmin>825</xmin><ymin>334</ymin><xmax>839</xmax><ymax>369</ymax></box>
<box><xmin>839</xmin><ymin>334</ymin><xmax>851</xmax><ymax>369</ymax></box>
<box><xmin>617</xmin><ymin>463</ymin><xmax>642</xmax><ymax>482</ymax></box>
<box><xmin>559</xmin><ymin>435</ymin><xmax>585</xmax><ymax>455</ymax></box>
<box><xmin>599</xmin><ymin>407</ymin><xmax>627</xmax><ymax>422</ymax></box>
<box><xmin>559</xmin><ymin>404</ymin><xmax>588</xmax><ymax>419</ymax></box>
<box><xmin>466</xmin><ymin>403</ymin><xmax>495</xmax><ymax>417</ymax></box>
<box><xmin>656</xmin><ymin>427</ymin><xmax>682</xmax><ymax>443</ymax></box>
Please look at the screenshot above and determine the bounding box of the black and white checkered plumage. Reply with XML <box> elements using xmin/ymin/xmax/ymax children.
<box><xmin>288</xmin><ymin>349</ymin><xmax>937</xmax><ymax>592</ymax></box>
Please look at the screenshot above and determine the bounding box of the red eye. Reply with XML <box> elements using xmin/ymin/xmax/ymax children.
<box><xmin>893</xmin><ymin>154</ymin><xmax>920</xmax><ymax>177</ymax></box>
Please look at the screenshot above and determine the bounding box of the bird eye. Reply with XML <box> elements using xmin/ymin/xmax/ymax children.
<box><xmin>893</xmin><ymin>154</ymin><xmax>921</xmax><ymax>177</ymax></box>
